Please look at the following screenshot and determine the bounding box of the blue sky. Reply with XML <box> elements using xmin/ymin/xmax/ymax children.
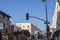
<box><xmin>0</xmin><ymin>0</ymin><xmax>56</xmax><ymax>32</ymax></box>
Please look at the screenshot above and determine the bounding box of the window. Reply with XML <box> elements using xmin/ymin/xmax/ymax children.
<box><xmin>27</xmin><ymin>25</ymin><xmax>29</xmax><ymax>27</ymax></box>
<box><xmin>0</xmin><ymin>14</ymin><xmax>3</xmax><ymax>18</ymax></box>
<box><xmin>23</xmin><ymin>26</ymin><xmax>24</xmax><ymax>28</ymax></box>
<box><xmin>0</xmin><ymin>22</ymin><xmax>4</xmax><ymax>29</ymax></box>
<box><xmin>6</xmin><ymin>25</ymin><xmax>10</xmax><ymax>34</ymax></box>
<box><xmin>4</xmin><ymin>16</ymin><xmax>9</xmax><ymax>21</ymax></box>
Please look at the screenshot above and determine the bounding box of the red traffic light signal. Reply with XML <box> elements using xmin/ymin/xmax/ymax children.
<box><xmin>26</xmin><ymin>13</ymin><xmax>29</xmax><ymax>20</ymax></box>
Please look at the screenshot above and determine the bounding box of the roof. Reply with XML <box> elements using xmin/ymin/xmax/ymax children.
<box><xmin>0</xmin><ymin>10</ymin><xmax>12</xmax><ymax>18</ymax></box>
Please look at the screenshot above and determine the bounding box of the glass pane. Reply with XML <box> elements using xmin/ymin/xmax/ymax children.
<box><xmin>6</xmin><ymin>25</ymin><xmax>10</xmax><ymax>34</ymax></box>
<box><xmin>0</xmin><ymin>22</ymin><xmax>3</xmax><ymax>29</ymax></box>
<box><xmin>0</xmin><ymin>14</ymin><xmax>3</xmax><ymax>18</ymax></box>
<box><xmin>4</xmin><ymin>16</ymin><xmax>9</xmax><ymax>21</ymax></box>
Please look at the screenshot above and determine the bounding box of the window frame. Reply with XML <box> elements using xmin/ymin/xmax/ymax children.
<box><xmin>4</xmin><ymin>15</ymin><xmax>9</xmax><ymax>21</ymax></box>
<box><xmin>27</xmin><ymin>25</ymin><xmax>29</xmax><ymax>28</ymax></box>
<box><xmin>0</xmin><ymin>13</ymin><xmax>3</xmax><ymax>18</ymax></box>
<box><xmin>0</xmin><ymin>22</ymin><xmax>4</xmax><ymax>29</ymax></box>
<box><xmin>6</xmin><ymin>25</ymin><xmax>10</xmax><ymax>34</ymax></box>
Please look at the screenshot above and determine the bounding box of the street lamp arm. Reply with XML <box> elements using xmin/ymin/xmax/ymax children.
<box><xmin>29</xmin><ymin>16</ymin><xmax>46</xmax><ymax>22</ymax></box>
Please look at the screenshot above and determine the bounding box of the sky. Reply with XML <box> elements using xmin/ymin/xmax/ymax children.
<box><xmin>0</xmin><ymin>0</ymin><xmax>56</xmax><ymax>32</ymax></box>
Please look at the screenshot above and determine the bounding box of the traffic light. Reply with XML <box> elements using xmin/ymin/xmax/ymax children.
<box><xmin>26</xmin><ymin>13</ymin><xmax>29</xmax><ymax>20</ymax></box>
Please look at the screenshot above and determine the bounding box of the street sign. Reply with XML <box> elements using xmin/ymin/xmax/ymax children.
<box><xmin>44</xmin><ymin>21</ymin><xmax>50</xmax><ymax>24</ymax></box>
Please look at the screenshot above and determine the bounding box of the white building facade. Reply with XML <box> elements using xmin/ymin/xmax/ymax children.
<box><xmin>11</xmin><ymin>25</ymin><xmax>21</xmax><ymax>40</ymax></box>
<box><xmin>11</xmin><ymin>25</ymin><xmax>21</xmax><ymax>32</ymax></box>
<box><xmin>16</xmin><ymin>23</ymin><xmax>38</xmax><ymax>35</ymax></box>
<box><xmin>50</xmin><ymin>0</ymin><xmax>60</xmax><ymax>40</ymax></box>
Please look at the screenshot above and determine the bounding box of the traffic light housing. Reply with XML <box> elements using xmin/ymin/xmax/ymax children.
<box><xmin>26</xmin><ymin>13</ymin><xmax>29</xmax><ymax>20</ymax></box>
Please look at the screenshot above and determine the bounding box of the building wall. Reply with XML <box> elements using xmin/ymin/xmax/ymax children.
<box><xmin>51</xmin><ymin>0</ymin><xmax>60</xmax><ymax>40</ymax></box>
<box><xmin>16</xmin><ymin>23</ymin><xmax>38</xmax><ymax>35</ymax></box>
<box><xmin>0</xmin><ymin>18</ymin><xmax>11</xmax><ymax>40</ymax></box>
<box><xmin>50</xmin><ymin>1</ymin><xmax>60</xmax><ymax>40</ymax></box>
<box><xmin>0</xmin><ymin>11</ymin><xmax>11</xmax><ymax>40</ymax></box>
<box><xmin>16</xmin><ymin>23</ymin><xmax>31</xmax><ymax>33</ymax></box>
<box><xmin>56</xmin><ymin>7</ymin><xmax>60</xmax><ymax>31</ymax></box>
<box><xmin>13</xmin><ymin>25</ymin><xmax>21</xmax><ymax>32</ymax></box>
<box><xmin>50</xmin><ymin>2</ymin><xmax>58</xmax><ymax>29</ymax></box>
<box><xmin>56</xmin><ymin>0</ymin><xmax>60</xmax><ymax>40</ymax></box>
<box><xmin>50</xmin><ymin>0</ymin><xmax>60</xmax><ymax>33</ymax></box>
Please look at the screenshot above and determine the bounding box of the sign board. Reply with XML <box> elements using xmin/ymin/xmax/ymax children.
<box><xmin>44</xmin><ymin>21</ymin><xmax>50</xmax><ymax>24</ymax></box>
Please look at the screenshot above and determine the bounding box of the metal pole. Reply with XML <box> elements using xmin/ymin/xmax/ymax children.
<box><xmin>45</xmin><ymin>0</ymin><xmax>50</xmax><ymax>40</ymax></box>
<box><xmin>45</xmin><ymin>0</ymin><xmax>48</xmax><ymax>21</ymax></box>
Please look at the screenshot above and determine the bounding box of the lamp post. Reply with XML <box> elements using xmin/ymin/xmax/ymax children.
<box><xmin>42</xmin><ymin>0</ymin><xmax>50</xmax><ymax>40</ymax></box>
